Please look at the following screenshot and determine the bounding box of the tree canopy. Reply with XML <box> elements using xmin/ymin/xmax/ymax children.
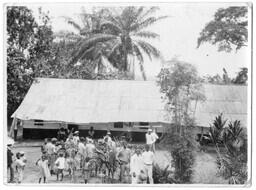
<box><xmin>66</xmin><ymin>7</ymin><xmax>167</xmax><ymax>80</ymax></box>
<box><xmin>197</xmin><ymin>6</ymin><xmax>248</xmax><ymax>52</ymax></box>
<box><xmin>157</xmin><ymin>59</ymin><xmax>205</xmax><ymax>129</ymax></box>
<box><xmin>7</xmin><ymin>6</ymin><xmax>135</xmax><ymax>117</ymax></box>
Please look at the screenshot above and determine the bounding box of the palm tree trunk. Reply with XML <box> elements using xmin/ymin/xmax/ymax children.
<box><xmin>123</xmin><ymin>48</ymin><xmax>128</xmax><ymax>71</ymax></box>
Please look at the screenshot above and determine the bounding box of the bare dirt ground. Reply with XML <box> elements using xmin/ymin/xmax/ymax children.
<box><xmin>6</xmin><ymin>141</ymin><xmax>227</xmax><ymax>184</ymax></box>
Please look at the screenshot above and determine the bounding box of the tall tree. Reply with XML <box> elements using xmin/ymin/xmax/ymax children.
<box><xmin>7</xmin><ymin>6</ymin><xmax>39</xmax><ymax>116</ymax></box>
<box><xmin>157</xmin><ymin>59</ymin><xmax>205</xmax><ymax>132</ymax></box>
<box><xmin>197</xmin><ymin>6</ymin><xmax>248</xmax><ymax>52</ymax></box>
<box><xmin>157</xmin><ymin>59</ymin><xmax>205</xmax><ymax>183</ymax></box>
<box><xmin>67</xmin><ymin>7</ymin><xmax>167</xmax><ymax>80</ymax></box>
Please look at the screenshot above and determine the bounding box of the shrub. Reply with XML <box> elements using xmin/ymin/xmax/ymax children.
<box><xmin>160</xmin><ymin>127</ymin><xmax>196</xmax><ymax>183</ymax></box>
<box><xmin>153</xmin><ymin>164</ymin><xmax>177</xmax><ymax>184</ymax></box>
<box><xmin>209</xmin><ymin>114</ymin><xmax>248</xmax><ymax>184</ymax></box>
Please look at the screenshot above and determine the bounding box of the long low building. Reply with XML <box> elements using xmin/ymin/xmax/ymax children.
<box><xmin>11</xmin><ymin>78</ymin><xmax>248</xmax><ymax>140</ymax></box>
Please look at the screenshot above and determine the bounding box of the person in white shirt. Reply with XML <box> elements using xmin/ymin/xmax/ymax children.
<box><xmin>141</xmin><ymin>144</ymin><xmax>154</xmax><ymax>184</ymax></box>
<box><xmin>55</xmin><ymin>153</ymin><xmax>65</xmax><ymax>181</ymax></box>
<box><xmin>85</xmin><ymin>139</ymin><xmax>95</xmax><ymax>159</ymax></box>
<box><xmin>151</xmin><ymin>128</ymin><xmax>159</xmax><ymax>152</ymax></box>
<box><xmin>130</xmin><ymin>146</ymin><xmax>144</xmax><ymax>184</ymax></box>
<box><xmin>78</xmin><ymin>137</ymin><xmax>86</xmax><ymax>169</ymax></box>
<box><xmin>103</xmin><ymin>131</ymin><xmax>112</xmax><ymax>142</ymax></box>
<box><xmin>145</xmin><ymin>129</ymin><xmax>154</xmax><ymax>151</ymax></box>
<box><xmin>73</xmin><ymin>131</ymin><xmax>80</xmax><ymax>145</ymax></box>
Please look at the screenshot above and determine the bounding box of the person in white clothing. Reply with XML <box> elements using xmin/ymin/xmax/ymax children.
<box><xmin>77</xmin><ymin>137</ymin><xmax>86</xmax><ymax>169</ymax></box>
<box><xmin>130</xmin><ymin>146</ymin><xmax>143</xmax><ymax>184</ymax></box>
<box><xmin>103</xmin><ymin>131</ymin><xmax>112</xmax><ymax>143</ymax></box>
<box><xmin>141</xmin><ymin>144</ymin><xmax>154</xmax><ymax>184</ymax></box>
<box><xmin>151</xmin><ymin>128</ymin><xmax>159</xmax><ymax>152</ymax></box>
<box><xmin>73</xmin><ymin>131</ymin><xmax>80</xmax><ymax>145</ymax></box>
<box><xmin>55</xmin><ymin>153</ymin><xmax>65</xmax><ymax>181</ymax></box>
<box><xmin>13</xmin><ymin>152</ymin><xmax>25</xmax><ymax>183</ymax></box>
<box><xmin>145</xmin><ymin>129</ymin><xmax>154</xmax><ymax>151</ymax></box>
<box><xmin>85</xmin><ymin>139</ymin><xmax>95</xmax><ymax>159</ymax></box>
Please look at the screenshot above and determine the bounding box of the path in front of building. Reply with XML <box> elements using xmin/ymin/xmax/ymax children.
<box><xmin>7</xmin><ymin>141</ymin><xmax>226</xmax><ymax>184</ymax></box>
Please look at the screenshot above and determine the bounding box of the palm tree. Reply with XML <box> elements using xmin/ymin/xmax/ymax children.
<box><xmin>66</xmin><ymin>6</ymin><xmax>167</xmax><ymax>80</ymax></box>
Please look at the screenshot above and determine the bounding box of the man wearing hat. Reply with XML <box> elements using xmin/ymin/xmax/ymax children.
<box><xmin>73</xmin><ymin>131</ymin><xmax>80</xmax><ymax>145</ymax></box>
<box><xmin>145</xmin><ymin>129</ymin><xmax>154</xmax><ymax>151</ymax></box>
<box><xmin>103</xmin><ymin>130</ymin><xmax>112</xmax><ymax>143</ymax></box>
<box><xmin>7</xmin><ymin>143</ymin><xmax>14</xmax><ymax>182</ymax></box>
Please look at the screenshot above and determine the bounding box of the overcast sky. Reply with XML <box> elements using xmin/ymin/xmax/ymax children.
<box><xmin>27</xmin><ymin>2</ymin><xmax>250</xmax><ymax>80</ymax></box>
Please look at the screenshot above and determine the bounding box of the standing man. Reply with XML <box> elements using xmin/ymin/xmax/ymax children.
<box><xmin>141</xmin><ymin>144</ymin><xmax>154</xmax><ymax>184</ymax></box>
<box><xmin>88</xmin><ymin>126</ymin><xmax>95</xmax><ymax>139</ymax></box>
<box><xmin>78</xmin><ymin>137</ymin><xmax>86</xmax><ymax>169</ymax></box>
<box><xmin>103</xmin><ymin>131</ymin><xmax>112</xmax><ymax>142</ymax></box>
<box><xmin>73</xmin><ymin>131</ymin><xmax>80</xmax><ymax>145</ymax></box>
<box><xmin>7</xmin><ymin>143</ymin><xmax>14</xmax><ymax>183</ymax></box>
<box><xmin>145</xmin><ymin>129</ymin><xmax>154</xmax><ymax>151</ymax></box>
<box><xmin>13</xmin><ymin>122</ymin><xmax>18</xmax><ymax>141</ymax></box>
<box><xmin>117</xmin><ymin>141</ymin><xmax>131</xmax><ymax>183</ymax></box>
<box><xmin>151</xmin><ymin>128</ymin><xmax>159</xmax><ymax>153</ymax></box>
<box><xmin>85</xmin><ymin>139</ymin><xmax>95</xmax><ymax>159</ymax></box>
<box><xmin>130</xmin><ymin>146</ymin><xmax>143</xmax><ymax>184</ymax></box>
<box><xmin>45</xmin><ymin>138</ymin><xmax>57</xmax><ymax>175</ymax></box>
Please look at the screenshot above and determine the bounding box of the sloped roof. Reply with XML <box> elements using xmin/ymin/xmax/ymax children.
<box><xmin>193</xmin><ymin>84</ymin><xmax>247</xmax><ymax>127</ymax></box>
<box><xmin>12</xmin><ymin>78</ymin><xmax>248</xmax><ymax>127</ymax></box>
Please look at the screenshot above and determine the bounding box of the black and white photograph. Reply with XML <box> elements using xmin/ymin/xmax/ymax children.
<box><xmin>2</xmin><ymin>0</ymin><xmax>253</xmax><ymax>187</ymax></box>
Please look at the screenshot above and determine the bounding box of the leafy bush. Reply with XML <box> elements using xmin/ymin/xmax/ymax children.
<box><xmin>153</xmin><ymin>164</ymin><xmax>177</xmax><ymax>184</ymax></box>
<box><xmin>209</xmin><ymin>114</ymin><xmax>248</xmax><ymax>184</ymax></box>
<box><xmin>160</xmin><ymin>127</ymin><xmax>196</xmax><ymax>183</ymax></box>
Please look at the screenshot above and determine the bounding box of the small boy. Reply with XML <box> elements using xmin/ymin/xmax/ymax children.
<box><xmin>41</xmin><ymin>138</ymin><xmax>48</xmax><ymax>153</ymax></box>
<box><xmin>83</xmin><ymin>157</ymin><xmax>90</xmax><ymax>184</ymax></box>
<box><xmin>55</xmin><ymin>153</ymin><xmax>65</xmax><ymax>181</ymax></box>
<box><xmin>14</xmin><ymin>152</ymin><xmax>25</xmax><ymax>183</ymax></box>
<box><xmin>137</xmin><ymin>169</ymin><xmax>147</xmax><ymax>184</ymax></box>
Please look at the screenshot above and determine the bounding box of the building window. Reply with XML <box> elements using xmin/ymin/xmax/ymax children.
<box><xmin>139</xmin><ymin>127</ymin><xmax>148</xmax><ymax>130</ymax></box>
<box><xmin>114</xmin><ymin>122</ymin><xmax>123</xmax><ymax>128</ymax></box>
<box><xmin>139</xmin><ymin>122</ymin><xmax>149</xmax><ymax>126</ymax></box>
<box><xmin>34</xmin><ymin>119</ymin><xmax>44</xmax><ymax>126</ymax></box>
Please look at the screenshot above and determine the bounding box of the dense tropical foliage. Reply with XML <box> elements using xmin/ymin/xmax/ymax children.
<box><xmin>209</xmin><ymin>114</ymin><xmax>247</xmax><ymax>184</ymax></box>
<box><xmin>7</xmin><ymin>7</ymin><xmax>136</xmax><ymax>117</ymax></box>
<box><xmin>203</xmin><ymin>67</ymin><xmax>248</xmax><ymax>85</ymax></box>
<box><xmin>7</xmin><ymin>7</ymin><xmax>53</xmax><ymax>117</ymax></box>
<box><xmin>65</xmin><ymin>7</ymin><xmax>167</xmax><ymax>80</ymax></box>
<box><xmin>157</xmin><ymin>59</ymin><xmax>205</xmax><ymax>183</ymax></box>
<box><xmin>197</xmin><ymin>6</ymin><xmax>248</xmax><ymax>52</ymax></box>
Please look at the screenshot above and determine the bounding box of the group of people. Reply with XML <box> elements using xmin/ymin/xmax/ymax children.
<box><xmin>39</xmin><ymin>130</ymin><xmax>96</xmax><ymax>183</ymax></box>
<box><xmin>7</xmin><ymin>127</ymin><xmax>159</xmax><ymax>184</ymax></box>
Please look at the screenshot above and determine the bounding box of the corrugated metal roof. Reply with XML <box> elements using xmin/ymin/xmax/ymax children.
<box><xmin>194</xmin><ymin>84</ymin><xmax>247</xmax><ymax>127</ymax></box>
<box><xmin>12</xmin><ymin>78</ymin><xmax>248</xmax><ymax>127</ymax></box>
